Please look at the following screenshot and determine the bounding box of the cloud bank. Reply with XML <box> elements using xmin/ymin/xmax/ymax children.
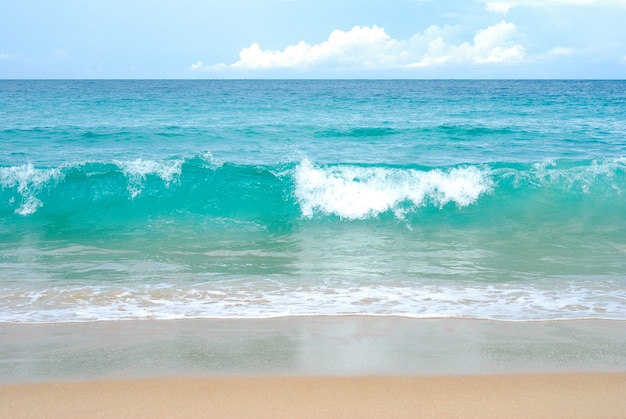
<box><xmin>191</xmin><ymin>21</ymin><xmax>527</xmax><ymax>73</ymax></box>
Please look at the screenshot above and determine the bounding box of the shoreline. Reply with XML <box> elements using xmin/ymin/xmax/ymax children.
<box><xmin>2</xmin><ymin>316</ymin><xmax>625</xmax><ymax>382</ymax></box>
<box><xmin>2</xmin><ymin>317</ymin><xmax>626</xmax><ymax>417</ymax></box>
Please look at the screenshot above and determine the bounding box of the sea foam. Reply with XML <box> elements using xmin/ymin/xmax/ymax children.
<box><xmin>0</xmin><ymin>163</ymin><xmax>63</xmax><ymax>215</ymax></box>
<box><xmin>2</xmin><ymin>276</ymin><xmax>624</xmax><ymax>322</ymax></box>
<box><xmin>294</xmin><ymin>159</ymin><xmax>492</xmax><ymax>219</ymax></box>
<box><xmin>114</xmin><ymin>158</ymin><xmax>183</xmax><ymax>198</ymax></box>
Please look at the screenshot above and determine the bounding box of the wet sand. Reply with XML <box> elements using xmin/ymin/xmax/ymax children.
<box><xmin>1</xmin><ymin>317</ymin><xmax>625</xmax><ymax>417</ymax></box>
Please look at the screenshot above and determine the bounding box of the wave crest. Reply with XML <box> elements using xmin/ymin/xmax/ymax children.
<box><xmin>0</xmin><ymin>163</ymin><xmax>64</xmax><ymax>215</ymax></box>
<box><xmin>2</xmin><ymin>157</ymin><xmax>624</xmax><ymax>222</ymax></box>
<box><xmin>294</xmin><ymin>159</ymin><xmax>492</xmax><ymax>219</ymax></box>
<box><xmin>113</xmin><ymin>158</ymin><xmax>183</xmax><ymax>198</ymax></box>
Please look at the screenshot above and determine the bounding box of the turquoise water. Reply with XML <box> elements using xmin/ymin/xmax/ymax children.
<box><xmin>1</xmin><ymin>80</ymin><xmax>625</xmax><ymax>322</ymax></box>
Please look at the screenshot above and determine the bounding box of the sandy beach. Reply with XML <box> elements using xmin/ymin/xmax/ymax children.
<box><xmin>2</xmin><ymin>317</ymin><xmax>626</xmax><ymax>417</ymax></box>
<box><xmin>2</xmin><ymin>373</ymin><xmax>626</xmax><ymax>418</ymax></box>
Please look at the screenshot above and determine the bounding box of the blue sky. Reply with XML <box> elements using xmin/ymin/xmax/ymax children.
<box><xmin>1</xmin><ymin>0</ymin><xmax>625</xmax><ymax>78</ymax></box>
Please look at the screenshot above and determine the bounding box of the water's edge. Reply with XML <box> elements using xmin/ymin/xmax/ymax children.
<box><xmin>1</xmin><ymin>317</ymin><xmax>625</xmax><ymax>383</ymax></box>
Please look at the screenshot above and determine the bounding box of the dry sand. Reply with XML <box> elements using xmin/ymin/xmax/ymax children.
<box><xmin>2</xmin><ymin>373</ymin><xmax>626</xmax><ymax>418</ymax></box>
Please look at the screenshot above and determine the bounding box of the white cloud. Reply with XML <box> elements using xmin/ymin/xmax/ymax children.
<box><xmin>192</xmin><ymin>22</ymin><xmax>527</xmax><ymax>72</ymax></box>
<box><xmin>485</xmin><ymin>2</ymin><xmax>513</xmax><ymax>13</ymax></box>
<box><xmin>190</xmin><ymin>61</ymin><xmax>204</xmax><ymax>71</ymax></box>
<box><xmin>233</xmin><ymin>26</ymin><xmax>394</xmax><ymax>69</ymax></box>
<box><xmin>409</xmin><ymin>21</ymin><xmax>527</xmax><ymax>67</ymax></box>
<box><xmin>483</xmin><ymin>0</ymin><xmax>626</xmax><ymax>13</ymax></box>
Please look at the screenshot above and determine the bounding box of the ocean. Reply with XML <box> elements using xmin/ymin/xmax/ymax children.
<box><xmin>1</xmin><ymin>79</ymin><xmax>625</xmax><ymax>323</ymax></box>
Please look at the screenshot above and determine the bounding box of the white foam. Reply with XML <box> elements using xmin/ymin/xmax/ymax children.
<box><xmin>199</xmin><ymin>151</ymin><xmax>224</xmax><ymax>168</ymax></box>
<box><xmin>0</xmin><ymin>163</ymin><xmax>63</xmax><ymax>215</ymax></box>
<box><xmin>114</xmin><ymin>158</ymin><xmax>183</xmax><ymax>198</ymax></box>
<box><xmin>294</xmin><ymin>159</ymin><xmax>492</xmax><ymax>219</ymax></box>
<box><xmin>529</xmin><ymin>158</ymin><xmax>626</xmax><ymax>193</ymax></box>
<box><xmin>2</xmin><ymin>276</ymin><xmax>624</xmax><ymax>323</ymax></box>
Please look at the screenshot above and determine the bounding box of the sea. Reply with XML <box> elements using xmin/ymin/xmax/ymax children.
<box><xmin>1</xmin><ymin>79</ymin><xmax>625</xmax><ymax>323</ymax></box>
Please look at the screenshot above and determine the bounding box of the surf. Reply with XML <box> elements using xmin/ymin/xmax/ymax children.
<box><xmin>2</xmin><ymin>157</ymin><xmax>624</xmax><ymax>225</ymax></box>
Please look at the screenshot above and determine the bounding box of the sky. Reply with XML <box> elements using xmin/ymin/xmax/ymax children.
<box><xmin>1</xmin><ymin>0</ymin><xmax>625</xmax><ymax>78</ymax></box>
